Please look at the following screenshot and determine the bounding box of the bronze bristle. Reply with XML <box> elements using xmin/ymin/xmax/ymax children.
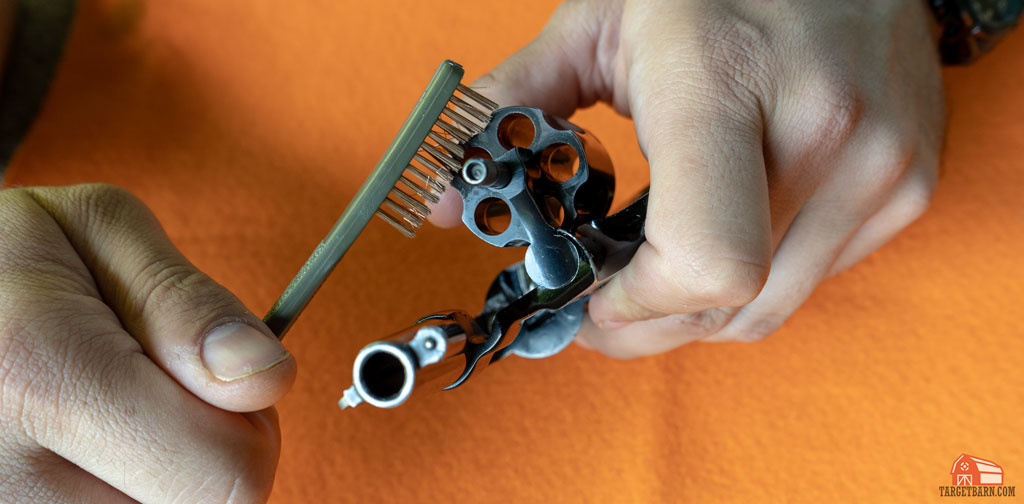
<box><xmin>373</xmin><ymin>83</ymin><xmax>499</xmax><ymax>237</ymax></box>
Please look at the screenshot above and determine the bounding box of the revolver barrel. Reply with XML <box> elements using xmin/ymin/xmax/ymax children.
<box><xmin>339</xmin><ymin>313</ymin><xmax>473</xmax><ymax>410</ymax></box>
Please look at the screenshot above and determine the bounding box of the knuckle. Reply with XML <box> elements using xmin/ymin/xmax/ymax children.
<box><xmin>131</xmin><ymin>260</ymin><xmax>226</xmax><ymax>322</ymax></box>
<box><xmin>0</xmin><ymin>191</ymin><xmax>62</xmax><ymax>261</ymax></box>
<box><xmin>796</xmin><ymin>75</ymin><xmax>863</xmax><ymax>155</ymax></box>
<box><xmin>0</xmin><ymin>189</ymin><xmax>102</xmax><ymax>299</ymax></box>
<box><xmin>76</xmin><ymin>183</ymin><xmax>145</xmax><ymax>229</ymax></box>
<box><xmin>862</xmin><ymin>133</ymin><xmax>914</xmax><ymax>192</ymax></box>
<box><xmin>644</xmin><ymin>225</ymin><xmax>771</xmax><ymax>309</ymax></box>
<box><xmin>639</xmin><ymin>8</ymin><xmax>775</xmax><ymax>115</ymax></box>
<box><xmin>25</xmin><ymin>183</ymin><xmax>143</xmax><ymax>230</ymax></box>
<box><xmin>894</xmin><ymin>172</ymin><xmax>936</xmax><ymax>225</ymax></box>
<box><xmin>689</xmin><ymin>257</ymin><xmax>770</xmax><ymax>308</ymax></box>
<box><xmin>897</xmin><ymin>181</ymin><xmax>937</xmax><ymax>224</ymax></box>
<box><xmin>694</xmin><ymin>12</ymin><xmax>777</xmax><ymax>105</ymax></box>
<box><xmin>699</xmin><ymin>13</ymin><xmax>772</xmax><ymax>83</ymax></box>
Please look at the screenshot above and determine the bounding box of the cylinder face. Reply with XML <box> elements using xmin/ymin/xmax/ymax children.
<box><xmin>453</xmin><ymin>106</ymin><xmax>615</xmax><ymax>249</ymax></box>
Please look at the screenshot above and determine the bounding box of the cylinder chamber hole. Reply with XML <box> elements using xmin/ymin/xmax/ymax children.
<box><xmin>540</xmin><ymin>143</ymin><xmax>579</xmax><ymax>183</ymax></box>
<box><xmin>474</xmin><ymin>197</ymin><xmax>512</xmax><ymax>236</ymax></box>
<box><xmin>542</xmin><ymin>195</ymin><xmax>565</xmax><ymax>227</ymax></box>
<box><xmin>497</xmin><ymin>113</ymin><xmax>536</xmax><ymax>150</ymax></box>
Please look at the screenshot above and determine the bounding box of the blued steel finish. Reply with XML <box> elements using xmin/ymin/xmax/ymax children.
<box><xmin>338</xmin><ymin>103</ymin><xmax>652</xmax><ymax>411</ymax></box>
<box><xmin>452</xmin><ymin>106</ymin><xmax>614</xmax><ymax>289</ymax></box>
<box><xmin>339</xmin><ymin>191</ymin><xmax>650</xmax><ymax>409</ymax></box>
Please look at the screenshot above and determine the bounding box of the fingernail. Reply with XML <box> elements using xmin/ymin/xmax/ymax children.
<box><xmin>596</xmin><ymin>319</ymin><xmax>632</xmax><ymax>331</ymax></box>
<box><xmin>201</xmin><ymin>323</ymin><xmax>289</xmax><ymax>382</ymax></box>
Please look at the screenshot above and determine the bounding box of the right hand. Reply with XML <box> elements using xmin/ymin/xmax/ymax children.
<box><xmin>0</xmin><ymin>184</ymin><xmax>296</xmax><ymax>503</ymax></box>
<box><xmin>434</xmin><ymin>0</ymin><xmax>943</xmax><ymax>356</ymax></box>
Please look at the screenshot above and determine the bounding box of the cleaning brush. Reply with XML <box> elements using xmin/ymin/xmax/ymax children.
<box><xmin>375</xmin><ymin>79</ymin><xmax>498</xmax><ymax>237</ymax></box>
<box><xmin>264</xmin><ymin>60</ymin><xmax>497</xmax><ymax>338</ymax></box>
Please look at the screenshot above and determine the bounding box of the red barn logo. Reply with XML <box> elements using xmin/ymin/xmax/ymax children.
<box><xmin>951</xmin><ymin>454</ymin><xmax>1004</xmax><ymax>486</ymax></box>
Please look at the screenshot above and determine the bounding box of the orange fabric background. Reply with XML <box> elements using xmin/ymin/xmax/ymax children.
<box><xmin>5</xmin><ymin>1</ymin><xmax>1023</xmax><ymax>502</ymax></box>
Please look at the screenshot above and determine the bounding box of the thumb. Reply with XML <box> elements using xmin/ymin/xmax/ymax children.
<box><xmin>28</xmin><ymin>184</ymin><xmax>296</xmax><ymax>412</ymax></box>
<box><xmin>470</xmin><ymin>0</ymin><xmax>618</xmax><ymax>117</ymax></box>
<box><xmin>430</xmin><ymin>0</ymin><xmax>620</xmax><ymax>227</ymax></box>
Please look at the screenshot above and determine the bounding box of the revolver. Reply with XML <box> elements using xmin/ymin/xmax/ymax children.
<box><xmin>262</xmin><ymin>61</ymin><xmax>648</xmax><ymax>411</ymax></box>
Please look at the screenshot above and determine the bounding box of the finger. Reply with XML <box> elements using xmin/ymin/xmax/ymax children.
<box><xmin>429</xmin><ymin>0</ymin><xmax>622</xmax><ymax>228</ymax></box>
<box><xmin>428</xmin><ymin>188</ymin><xmax>465</xmax><ymax>229</ymax></box>
<box><xmin>26</xmin><ymin>184</ymin><xmax>296</xmax><ymax>412</ymax></box>
<box><xmin>828</xmin><ymin>156</ymin><xmax>937</xmax><ymax>276</ymax></box>
<box><xmin>575</xmin><ymin>306</ymin><xmax>739</xmax><ymax>359</ymax></box>
<box><xmin>468</xmin><ymin>0</ymin><xmax>623</xmax><ymax>117</ymax></box>
<box><xmin>706</xmin><ymin>134</ymin><xmax>912</xmax><ymax>342</ymax></box>
<box><xmin>0</xmin><ymin>450</ymin><xmax>135</xmax><ymax>504</ymax></box>
<box><xmin>586</xmin><ymin>42</ymin><xmax>774</xmax><ymax>328</ymax></box>
<box><xmin>0</xmin><ymin>187</ymin><xmax>281</xmax><ymax>502</ymax></box>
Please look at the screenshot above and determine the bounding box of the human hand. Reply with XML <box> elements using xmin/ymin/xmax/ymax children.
<box><xmin>432</xmin><ymin>0</ymin><xmax>945</xmax><ymax>357</ymax></box>
<box><xmin>0</xmin><ymin>185</ymin><xmax>296</xmax><ymax>502</ymax></box>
